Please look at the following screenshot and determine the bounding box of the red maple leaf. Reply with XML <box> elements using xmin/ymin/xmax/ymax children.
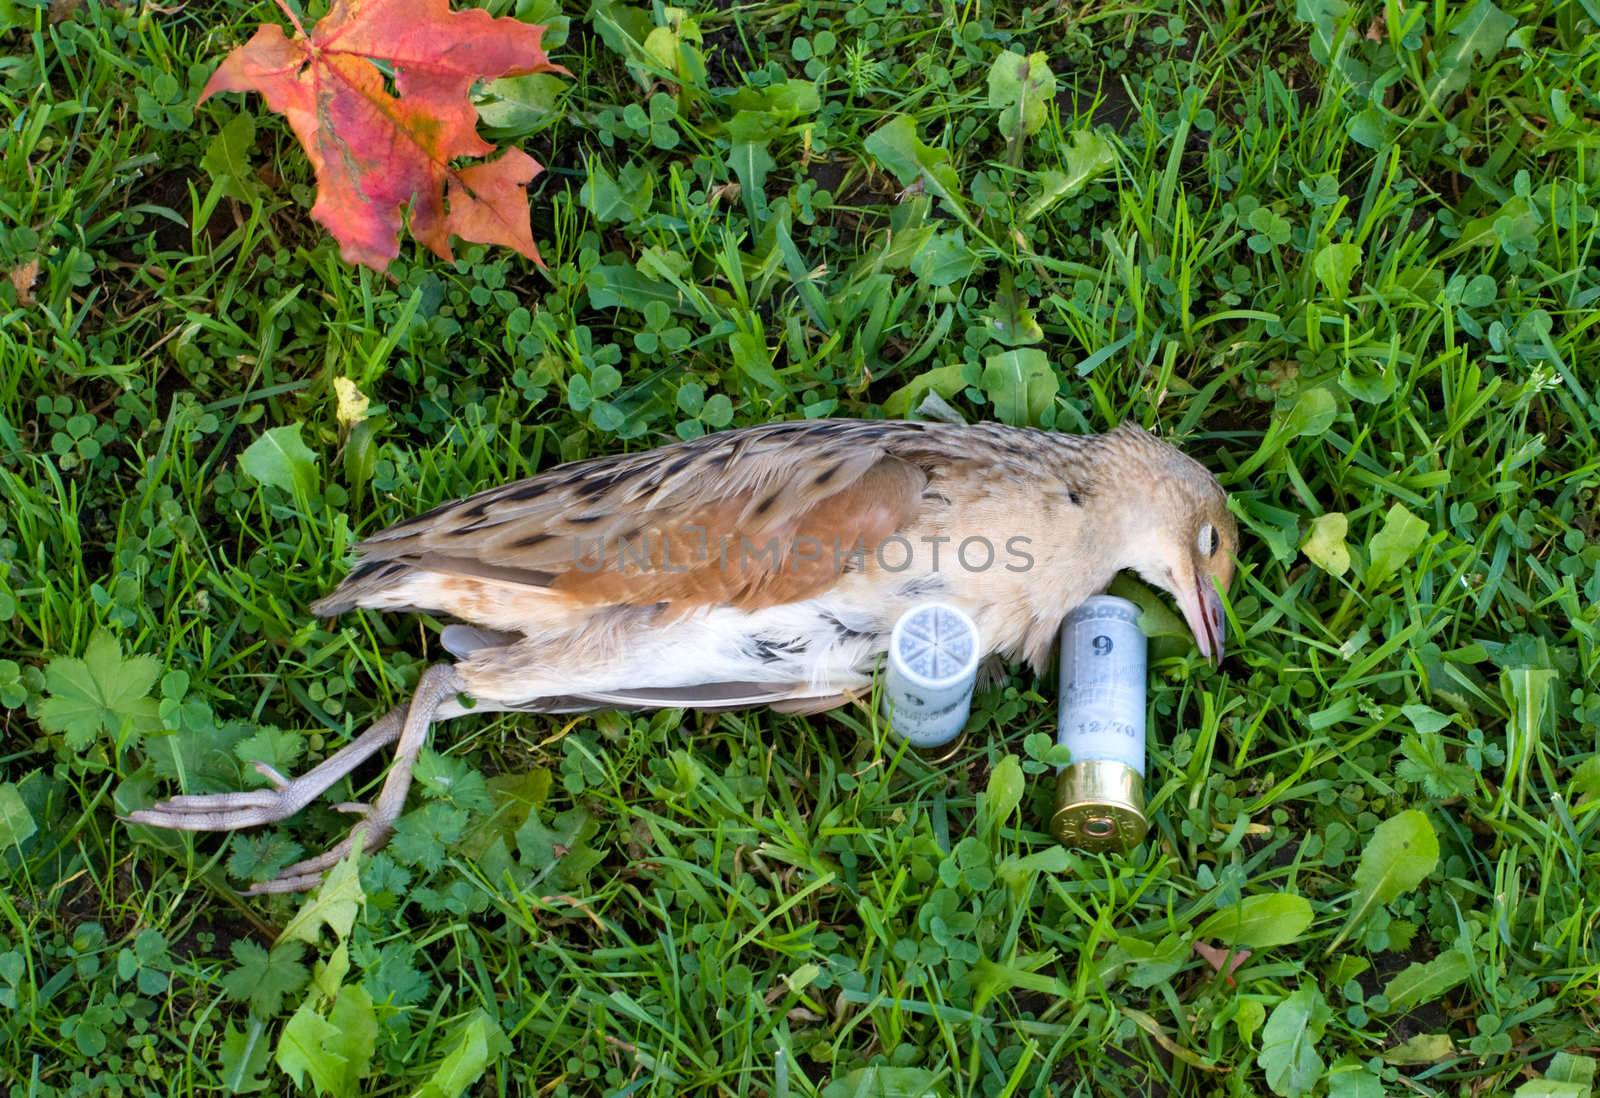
<box><xmin>202</xmin><ymin>0</ymin><xmax>566</xmax><ymax>271</ymax></box>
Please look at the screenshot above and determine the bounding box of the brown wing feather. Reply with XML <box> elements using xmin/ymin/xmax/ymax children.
<box><xmin>314</xmin><ymin>420</ymin><xmax>935</xmax><ymax>617</ymax></box>
<box><xmin>552</xmin><ymin>455</ymin><xmax>925</xmax><ymax>608</ymax></box>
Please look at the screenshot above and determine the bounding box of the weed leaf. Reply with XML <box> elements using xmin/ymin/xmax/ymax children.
<box><xmin>1365</xmin><ymin>504</ymin><xmax>1428</xmax><ymax>587</ymax></box>
<box><xmin>1285</xmin><ymin>388</ymin><xmax>1337</xmax><ymax>437</ymax></box>
<box><xmin>516</xmin><ymin>804</ymin><xmax>605</xmax><ymax>891</ymax></box>
<box><xmin>1427</xmin><ymin>0</ymin><xmax>1516</xmax><ymax>101</ymax></box>
<box><xmin>983</xmin><ymin>280</ymin><xmax>1043</xmax><ymax>346</ymax></box>
<box><xmin>1326</xmin><ymin>1061</ymin><xmax>1385</xmax><ymax>1098</ymax></box>
<box><xmin>38</xmin><ymin>631</ymin><xmax>160</xmax><ymax>752</ymax></box>
<box><xmin>883</xmin><ymin>364</ymin><xmax>969</xmax><ymax>419</ymax></box>
<box><xmin>980</xmin><ymin>754</ymin><xmax>1025</xmax><ymax>838</ymax></box>
<box><xmin>822</xmin><ymin>1067</ymin><xmax>947</xmax><ymax>1098</ymax></box>
<box><xmin>1020</xmin><ymin>132</ymin><xmax>1116</xmax><ymax>222</ymax></box>
<box><xmin>414</xmin><ymin>749</ymin><xmax>493</xmax><ymax>813</ymax></box>
<box><xmin>1381</xmin><ymin>1033</ymin><xmax>1455</xmax><ymax>1065</ymax></box>
<box><xmin>1258</xmin><ymin>984</ymin><xmax>1330</xmax><ymax>1097</ymax></box>
<box><xmin>239</xmin><ymin>423</ymin><xmax>319</xmax><ymax>497</ymax></box>
<box><xmin>199</xmin><ymin>112</ymin><xmax>260</xmax><ymax>203</ymax></box>
<box><xmin>1382</xmin><ymin>949</ymin><xmax>1470</xmax><ymax>1012</ymax></box>
<box><xmin>0</xmin><ymin>783</ymin><xmax>36</xmax><ymax>849</ymax></box>
<box><xmin>279</xmin><ymin>850</ymin><xmax>366</xmax><ymax>947</ymax></box>
<box><xmin>863</xmin><ymin>115</ymin><xmax>967</xmax><ymax>216</ymax></box>
<box><xmin>725</xmin><ymin>111</ymin><xmax>777</xmax><ymax>221</ymax></box>
<box><xmin>1295</xmin><ymin>0</ymin><xmax>1352</xmax><ymax>65</ymax></box>
<box><xmin>1301</xmin><ymin>512</ymin><xmax>1350</xmax><ymax>576</ymax></box>
<box><xmin>323</xmin><ymin>985</ymin><xmax>379</xmax><ymax>1095</ymax></box>
<box><xmin>228</xmin><ymin>833</ymin><xmax>308</xmax><ymax>883</ymax></box>
<box><xmin>1196</xmin><ymin>894</ymin><xmax>1314</xmax><ymax>949</ymax></box>
<box><xmin>727</xmin><ymin>328</ymin><xmax>784</xmax><ymax>393</ymax></box>
<box><xmin>148</xmin><ymin>719</ymin><xmax>250</xmax><ymax>791</ymax></box>
<box><xmin>580</xmin><ymin>159</ymin><xmax>655</xmax><ymax>224</ymax></box>
<box><xmin>910</xmin><ymin>229</ymin><xmax>979</xmax><ymax>288</ymax></box>
<box><xmin>982</xmin><ymin>349</ymin><xmax>1058</xmax><ymax>427</ymax></box>
<box><xmin>409</xmin><ymin>1011</ymin><xmax>512</xmax><ymax>1098</ymax></box>
<box><xmin>391</xmin><ymin>802</ymin><xmax>469</xmax><ymax>872</ymax></box>
<box><xmin>1522</xmin><ymin>1054</ymin><xmax>1599</xmax><ymax>1097</ymax></box>
<box><xmin>1313</xmin><ymin>242</ymin><xmax>1361</xmax><ymax>302</ymax></box>
<box><xmin>1511</xmin><ymin>1083</ymin><xmax>1588</xmax><ymax>1098</ymax></box>
<box><xmin>221</xmin><ymin>940</ymin><xmax>309</xmax><ymax>1018</ymax></box>
<box><xmin>986</xmin><ymin>50</ymin><xmax>1055</xmax><ymax>140</ymax></box>
<box><xmin>1396</xmin><ymin>732</ymin><xmax>1474</xmax><ymax>799</ymax></box>
<box><xmin>236</xmin><ymin>727</ymin><xmax>308</xmax><ymax>785</ymax></box>
<box><xmin>1112</xmin><ymin>932</ymin><xmax>1189</xmax><ymax>989</ymax></box>
<box><xmin>276</xmin><ymin>1001</ymin><xmax>346</xmax><ymax>1093</ymax></box>
<box><xmin>219</xmin><ymin>1018</ymin><xmax>273</xmax><ymax>1093</ymax></box>
<box><xmin>1332</xmin><ymin>809</ymin><xmax>1438</xmax><ymax>950</ymax></box>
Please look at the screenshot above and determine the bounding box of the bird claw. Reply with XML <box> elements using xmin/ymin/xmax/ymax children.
<box><xmin>125</xmin><ymin>780</ymin><xmax>312</xmax><ymax>833</ymax></box>
<box><xmin>253</xmin><ymin>761</ymin><xmax>293</xmax><ymax>792</ymax></box>
<box><xmin>242</xmin><ymin>820</ymin><xmax>393</xmax><ymax>895</ymax></box>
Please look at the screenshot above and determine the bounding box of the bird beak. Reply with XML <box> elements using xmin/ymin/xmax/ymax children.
<box><xmin>1176</xmin><ymin>574</ymin><xmax>1227</xmax><ymax>666</ymax></box>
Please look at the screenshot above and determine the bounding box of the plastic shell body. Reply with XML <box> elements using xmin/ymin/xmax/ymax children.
<box><xmin>1051</xmin><ymin>595</ymin><xmax>1149</xmax><ymax>852</ymax></box>
<box><xmin>884</xmin><ymin>602</ymin><xmax>980</xmax><ymax>761</ymax></box>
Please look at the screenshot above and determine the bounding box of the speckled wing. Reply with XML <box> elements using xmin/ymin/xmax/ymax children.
<box><xmin>312</xmin><ymin>420</ymin><xmax>933</xmax><ymax>617</ymax></box>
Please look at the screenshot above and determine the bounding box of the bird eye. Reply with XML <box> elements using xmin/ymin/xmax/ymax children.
<box><xmin>1197</xmin><ymin>523</ymin><xmax>1218</xmax><ymax>557</ymax></box>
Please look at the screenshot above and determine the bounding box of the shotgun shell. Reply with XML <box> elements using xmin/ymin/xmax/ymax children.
<box><xmin>883</xmin><ymin>602</ymin><xmax>980</xmax><ymax>762</ymax></box>
<box><xmin>1051</xmin><ymin>595</ymin><xmax>1149</xmax><ymax>852</ymax></box>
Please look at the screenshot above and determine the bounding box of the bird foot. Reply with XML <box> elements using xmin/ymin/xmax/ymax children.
<box><xmin>123</xmin><ymin>708</ymin><xmax>406</xmax><ymax>836</ymax></box>
<box><xmin>126</xmin><ymin>664</ymin><xmax>460</xmax><ymax>896</ymax></box>
<box><xmin>239</xmin><ymin>664</ymin><xmax>461</xmax><ymax>894</ymax></box>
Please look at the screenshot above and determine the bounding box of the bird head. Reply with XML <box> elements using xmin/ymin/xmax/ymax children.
<box><xmin>1098</xmin><ymin>425</ymin><xmax>1238</xmax><ymax>665</ymax></box>
<box><xmin>1163</xmin><ymin>487</ymin><xmax>1237</xmax><ymax>666</ymax></box>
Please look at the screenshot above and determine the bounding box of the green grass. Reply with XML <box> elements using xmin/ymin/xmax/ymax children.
<box><xmin>3</xmin><ymin>0</ymin><xmax>1600</xmax><ymax>1093</ymax></box>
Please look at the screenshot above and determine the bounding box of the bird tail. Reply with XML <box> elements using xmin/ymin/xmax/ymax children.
<box><xmin>309</xmin><ymin>559</ymin><xmax>411</xmax><ymax>617</ymax></box>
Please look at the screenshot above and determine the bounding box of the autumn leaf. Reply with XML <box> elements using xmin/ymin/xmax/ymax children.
<box><xmin>332</xmin><ymin>378</ymin><xmax>370</xmax><ymax>428</ymax></box>
<box><xmin>1192</xmin><ymin>940</ymin><xmax>1251</xmax><ymax>984</ymax></box>
<box><xmin>7</xmin><ymin>260</ymin><xmax>38</xmax><ymax>306</ymax></box>
<box><xmin>202</xmin><ymin>0</ymin><xmax>566</xmax><ymax>271</ymax></box>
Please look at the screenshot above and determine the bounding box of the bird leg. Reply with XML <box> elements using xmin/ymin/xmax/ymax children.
<box><xmin>242</xmin><ymin>663</ymin><xmax>462</xmax><ymax>894</ymax></box>
<box><xmin>127</xmin><ymin>663</ymin><xmax>464</xmax><ymax>895</ymax></box>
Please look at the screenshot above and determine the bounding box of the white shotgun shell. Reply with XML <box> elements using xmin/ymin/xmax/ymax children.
<box><xmin>1052</xmin><ymin>595</ymin><xmax>1149</xmax><ymax>852</ymax></box>
<box><xmin>883</xmin><ymin>602</ymin><xmax>981</xmax><ymax>758</ymax></box>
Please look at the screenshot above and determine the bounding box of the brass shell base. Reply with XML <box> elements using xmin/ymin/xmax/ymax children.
<box><xmin>1051</xmin><ymin>760</ymin><xmax>1147</xmax><ymax>853</ymax></box>
<box><xmin>907</xmin><ymin>728</ymin><xmax>968</xmax><ymax>764</ymax></box>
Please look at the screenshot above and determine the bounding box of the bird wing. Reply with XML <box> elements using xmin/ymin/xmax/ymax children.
<box><xmin>314</xmin><ymin>420</ymin><xmax>934</xmax><ymax>617</ymax></box>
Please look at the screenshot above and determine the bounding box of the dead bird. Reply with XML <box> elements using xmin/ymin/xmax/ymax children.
<box><xmin>130</xmin><ymin>418</ymin><xmax>1238</xmax><ymax>892</ymax></box>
